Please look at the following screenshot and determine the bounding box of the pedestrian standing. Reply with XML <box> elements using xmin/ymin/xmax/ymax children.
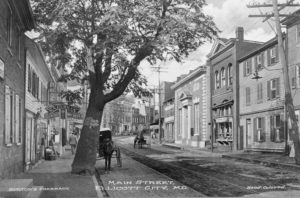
<box><xmin>69</xmin><ymin>133</ymin><xmax>78</xmax><ymax>155</ymax></box>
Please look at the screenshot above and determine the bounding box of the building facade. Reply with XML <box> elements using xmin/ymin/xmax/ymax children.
<box><xmin>163</xmin><ymin>97</ymin><xmax>175</xmax><ymax>143</ymax></box>
<box><xmin>208</xmin><ymin>27</ymin><xmax>262</xmax><ymax>151</ymax></box>
<box><xmin>172</xmin><ymin>66</ymin><xmax>210</xmax><ymax>148</ymax></box>
<box><xmin>24</xmin><ymin>37</ymin><xmax>54</xmax><ymax>170</ymax></box>
<box><xmin>239</xmin><ymin>37</ymin><xmax>285</xmax><ymax>152</ymax></box>
<box><xmin>0</xmin><ymin>0</ymin><xmax>34</xmax><ymax>179</ymax></box>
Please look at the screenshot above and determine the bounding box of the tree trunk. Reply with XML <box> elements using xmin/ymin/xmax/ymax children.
<box><xmin>71</xmin><ymin>86</ymin><xmax>104</xmax><ymax>175</ymax></box>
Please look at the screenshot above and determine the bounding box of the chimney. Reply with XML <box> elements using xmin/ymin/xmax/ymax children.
<box><xmin>236</xmin><ymin>27</ymin><xmax>244</xmax><ymax>41</ymax></box>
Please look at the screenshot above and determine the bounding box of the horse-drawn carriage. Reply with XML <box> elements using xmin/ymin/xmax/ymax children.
<box><xmin>97</xmin><ymin>128</ymin><xmax>122</xmax><ymax>171</ymax></box>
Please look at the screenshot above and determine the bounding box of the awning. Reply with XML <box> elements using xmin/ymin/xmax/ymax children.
<box><xmin>212</xmin><ymin>100</ymin><xmax>234</xmax><ymax>110</ymax></box>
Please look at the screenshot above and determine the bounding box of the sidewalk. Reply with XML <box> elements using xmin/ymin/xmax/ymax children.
<box><xmin>12</xmin><ymin>148</ymin><xmax>101</xmax><ymax>198</ymax></box>
<box><xmin>95</xmin><ymin>152</ymin><xmax>204</xmax><ymax>197</ymax></box>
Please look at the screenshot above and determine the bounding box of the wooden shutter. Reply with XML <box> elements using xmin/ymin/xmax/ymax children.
<box><xmin>279</xmin><ymin>114</ymin><xmax>284</xmax><ymax>142</ymax></box>
<box><xmin>276</xmin><ymin>78</ymin><xmax>280</xmax><ymax>98</ymax></box>
<box><xmin>28</xmin><ymin>65</ymin><xmax>31</xmax><ymax>92</ymax></box>
<box><xmin>249</xmin><ymin>58</ymin><xmax>252</xmax><ymax>74</ymax></box>
<box><xmin>253</xmin><ymin>118</ymin><xmax>258</xmax><ymax>142</ymax></box>
<box><xmin>270</xmin><ymin>115</ymin><xmax>275</xmax><ymax>142</ymax></box>
<box><xmin>261</xmin><ymin>117</ymin><xmax>265</xmax><ymax>142</ymax></box>
<box><xmin>243</xmin><ymin>62</ymin><xmax>246</xmax><ymax>77</ymax></box>
<box><xmin>15</xmin><ymin>94</ymin><xmax>19</xmax><ymax>143</ymax></box>
<box><xmin>267</xmin><ymin>80</ymin><xmax>270</xmax><ymax>100</ymax></box>
<box><xmin>5</xmin><ymin>86</ymin><xmax>11</xmax><ymax>144</ymax></box>
<box><xmin>267</xmin><ymin>49</ymin><xmax>271</xmax><ymax>66</ymax></box>
<box><xmin>254</xmin><ymin>56</ymin><xmax>258</xmax><ymax>70</ymax></box>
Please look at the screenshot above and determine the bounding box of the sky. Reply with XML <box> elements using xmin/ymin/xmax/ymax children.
<box><xmin>141</xmin><ymin>0</ymin><xmax>300</xmax><ymax>87</ymax></box>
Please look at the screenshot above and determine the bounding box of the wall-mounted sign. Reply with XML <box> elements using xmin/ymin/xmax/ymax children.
<box><xmin>0</xmin><ymin>59</ymin><xmax>4</xmax><ymax>79</ymax></box>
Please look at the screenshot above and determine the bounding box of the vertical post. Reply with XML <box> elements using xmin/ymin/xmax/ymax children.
<box><xmin>273</xmin><ymin>0</ymin><xmax>300</xmax><ymax>162</ymax></box>
<box><xmin>158</xmin><ymin>71</ymin><xmax>162</xmax><ymax>144</ymax></box>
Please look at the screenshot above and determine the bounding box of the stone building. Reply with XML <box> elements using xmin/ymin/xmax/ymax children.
<box><xmin>207</xmin><ymin>27</ymin><xmax>262</xmax><ymax>151</ymax></box>
<box><xmin>0</xmin><ymin>0</ymin><xmax>34</xmax><ymax>179</ymax></box>
<box><xmin>172</xmin><ymin>66</ymin><xmax>210</xmax><ymax>148</ymax></box>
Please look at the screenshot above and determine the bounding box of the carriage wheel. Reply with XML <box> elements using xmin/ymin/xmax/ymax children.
<box><xmin>116</xmin><ymin>147</ymin><xmax>122</xmax><ymax>167</ymax></box>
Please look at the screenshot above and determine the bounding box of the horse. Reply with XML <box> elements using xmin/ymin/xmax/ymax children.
<box><xmin>134</xmin><ymin>136</ymin><xmax>146</xmax><ymax>148</ymax></box>
<box><xmin>102</xmin><ymin>138</ymin><xmax>114</xmax><ymax>173</ymax></box>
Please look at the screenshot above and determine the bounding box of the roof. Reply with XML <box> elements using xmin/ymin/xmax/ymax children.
<box><xmin>238</xmin><ymin>36</ymin><xmax>281</xmax><ymax>62</ymax></box>
<box><xmin>282</xmin><ymin>9</ymin><xmax>300</xmax><ymax>26</ymax></box>
<box><xmin>171</xmin><ymin>65</ymin><xmax>207</xmax><ymax>90</ymax></box>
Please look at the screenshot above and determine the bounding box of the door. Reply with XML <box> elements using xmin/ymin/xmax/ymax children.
<box><xmin>25</xmin><ymin>118</ymin><xmax>32</xmax><ymax>163</ymax></box>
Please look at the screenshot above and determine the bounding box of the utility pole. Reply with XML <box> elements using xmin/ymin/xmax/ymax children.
<box><xmin>247</xmin><ymin>0</ymin><xmax>300</xmax><ymax>164</ymax></box>
<box><xmin>151</xmin><ymin>65</ymin><xmax>167</xmax><ymax>144</ymax></box>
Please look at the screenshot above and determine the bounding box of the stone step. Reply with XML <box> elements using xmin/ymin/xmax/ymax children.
<box><xmin>0</xmin><ymin>179</ymin><xmax>33</xmax><ymax>198</ymax></box>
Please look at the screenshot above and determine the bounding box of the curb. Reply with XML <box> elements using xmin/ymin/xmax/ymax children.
<box><xmin>92</xmin><ymin>175</ymin><xmax>104</xmax><ymax>198</ymax></box>
<box><xmin>222</xmin><ymin>155</ymin><xmax>300</xmax><ymax>171</ymax></box>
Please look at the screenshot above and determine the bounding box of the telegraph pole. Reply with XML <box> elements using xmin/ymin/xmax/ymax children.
<box><xmin>247</xmin><ymin>0</ymin><xmax>300</xmax><ymax>164</ymax></box>
<box><xmin>151</xmin><ymin>65</ymin><xmax>167</xmax><ymax>144</ymax></box>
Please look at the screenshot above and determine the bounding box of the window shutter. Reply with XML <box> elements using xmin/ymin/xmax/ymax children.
<box><xmin>254</xmin><ymin>118</ymin><xmax>258</xmax><ymax>142</ymax></box>
<box><xmin>275</xmin><ymin>45</ymin><xmax>279</xmax><ymax>62</ymax></box>
<box><xmin>267</xmin><ymin>80</ymin><xmax>270</xmax><ymax>100</ymax></box>
<box><xmin>243</xmin><ymin>62</ymin><xmax>246</xmax><ymax>77</ymax></box>
<box><xmin>254</xmin><ymin>56</ymin><xmax>258</xmax><ymax>70</ymax></box>
<box><xmin>15</xmin><ymin>94</ymin><xmax>19</xmax><ymax>143</ymax></box>
<box><xmin>249</xmin><ymin>58</ymin><xmax>252</xmax><ymax>74</ymax></box>
<box><xmin>267</xmin><ymin>49</ymin><xmax>271</xmax><ymax>66</ymax></box>
<box><xmin>28</xmin><ymin>66</ymin><xmax>31</xmax><ymax>92</ymax></box>
<box><xmin>5</xmin><ymin>86</ymin><xmax>11</xmax><ymax>144</ymax></box>
<box><xmin>279</xmin><ymin>114</ymin><xmax>284</xmax><ymax>142</ymax></box>
<box><xmin>270</xmin><ymin>116</ymin><xmax>275</xmax><ymax>142</ymax></box>
<box><xmin>261</xmin><ymin>117</ymin><xmax>265</xmax><ymax>142</ymax></box>
<box><xmin>276</xmin><ymin>78</ymin><xmax>280</xmax><ymax>98</ymax></box>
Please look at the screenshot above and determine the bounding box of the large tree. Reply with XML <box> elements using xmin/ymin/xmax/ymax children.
<box><xmin>31</xmin><ymin>0</ymin><xmax>219</xmax><ymax>175</ymax></box>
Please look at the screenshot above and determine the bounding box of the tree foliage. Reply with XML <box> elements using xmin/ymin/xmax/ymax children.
<box><xmin>31</xmin><ymin>0</ymin><xmax>219</xmax><ymax>104</ymax></box>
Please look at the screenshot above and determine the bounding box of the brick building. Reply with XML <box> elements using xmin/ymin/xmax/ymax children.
<box><xmin>172</xmin><ymin>66</ymin><xmax>210</xmax><ymax>148</ymax></box>
<box><xmin>207</xmin><ymin>27</ymin><xmax>262</xmax><ymax>151</ymax></box>
<box><xmin>0</xmin><ymin>0</ymin><xmax>34</xmax><ymax>179</ymax></box>
<box><xmin>238</xmin><ymin>37</ymin><xmax>285</xmax><ymax>152</ymax></box>
<box><xmin>163</xmin><ymin>97</ymin><xmax>175</xmax><ymax>143</ymax></box>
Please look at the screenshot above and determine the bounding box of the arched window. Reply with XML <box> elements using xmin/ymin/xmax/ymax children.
<box><xmin>221</xmin><ymin>68</ymin><xmax>226</xmax><ymax>87</ymax></box>
<box><xmin>215</xmin><ymin>71</ymin><xmax>219</xmax><ymax>89</ymax></box>
<box><xmin>228</xmin><ymin>64</ymin><xmax>233</xmax><ymax>85</ymax></box>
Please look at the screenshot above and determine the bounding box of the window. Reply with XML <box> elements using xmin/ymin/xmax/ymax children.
<box><xmin>257</xmin><ymin>83</ymin><xmax>263</xmax><ymax>103</ymax></box>
<box><xmin>270</xmin><ymin>115</ymin><xmax>284</xmax><ymax>142</ymax></box>
<box><xmin>268</xmin><ymin>78</ymin><xmax>280</xmax><ymax>100</ymax></box>
<box><xmin>255</xmin><ymin>53</ymin><xmax>264</xmax><ymax>70</ymax></box>
<box><xmin>228</xmin><ymin>64</ymin><xmax>233</xmax><ymax>85</ymax></box>
<box><xmin>244</xmin><ymin>58</ymin><xmax>252</xmax><ymax>76</ymax></box>
<box><xmin>179</xmin><ymin>109</ymin><xmax>182</xmax><ymax>135</ymax></box>
<box><xmin>246</xmin><ymin>87</ymin><xmax>251</xmax><ymax>106</ymax></box>
<box><xmin>7</xmin><ymin>5</ymin><xmax>12</xmax><ymax>46</ymax></box>
<box><xmin>254</xmin><ymin>117</ymin><xmax>265</xmax><ymax>142</ymax></box>
<box><xmin>268</xmin><ymin>45</ymin><xmax>278</xmax><ymax>65</ymax></box>
<box><xmin>215</xmin><ymin>71</ymin><xmax>219</xmax><ymax>89</ymax></box>
<box><xmin>228</xmin><ymin>106</ymin><xmax>232</xmax><ymax>115</ymax></box>
<box><xmin>221</xmin><ymin>68</ymin><xmax>226</xmax><ymax>87</ymax></box>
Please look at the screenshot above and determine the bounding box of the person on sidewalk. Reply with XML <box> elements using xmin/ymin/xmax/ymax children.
<box><xmin>69</xmin><ymin>133</ymin><xmax>78</xmax><ymax>155</ymax></box>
